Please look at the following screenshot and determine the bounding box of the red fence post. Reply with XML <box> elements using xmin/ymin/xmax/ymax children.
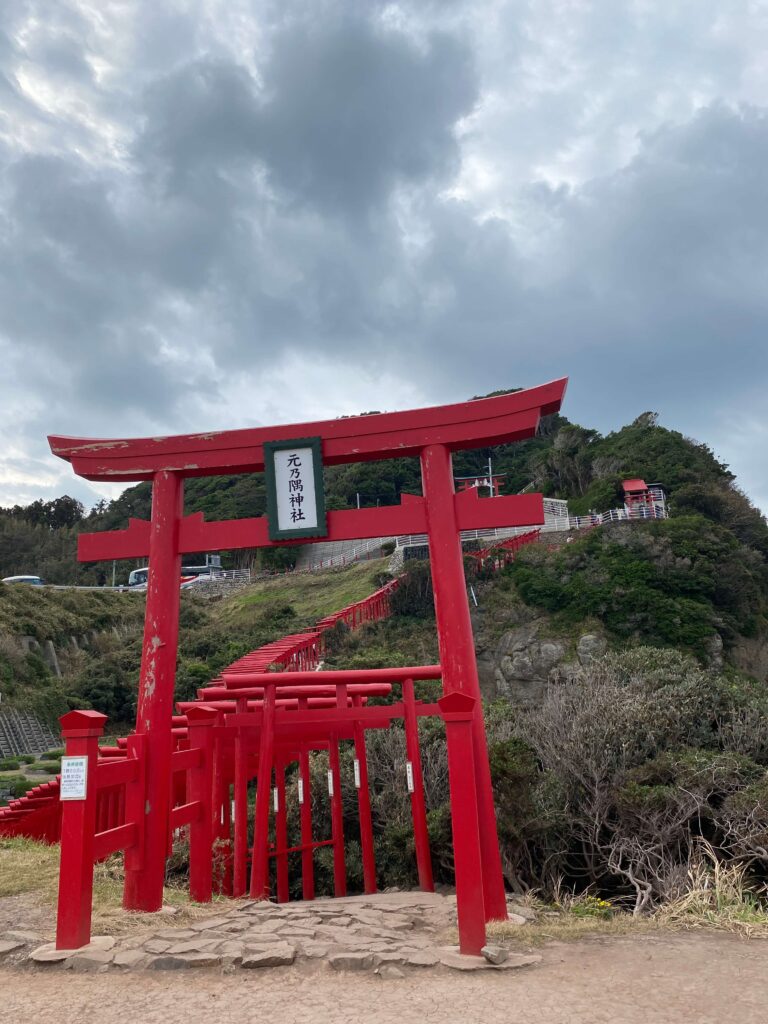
<box><xmin>56</xmin><ymin>710</ymin><xmax>107</xmax><ymax>950</ymax></box>
<box><xmin>328</xmin><ymin>737</ymin><xmax>346</xmax><ymax>898</ymax></box>
<box><xmin>233</xmin><ymin>724</ymin><xmax>249</xmax><ymax>898</ymax></box>
<box><xmin>299</xmin><ymin>748</ymin><xmax>315</xmax><ymax>901</ymax></box>
<box><xmin>212</xmin><ymin>730</ymin><xmax>232</xmax><ymax>896</ymax></box>
<box><xmin>352</xmin><ymin>713</ymin><xmax>377</xmax><ymax>894</ymax></box>
<box><xmin>421</xmin><ymin>443</ymin><xmax>507</xmax><ymax>921</ymax></box>
<box><xmin>275</xmin><ymin>760</ymin><xmax>289</xmax><ymax>903</ymax></box>
<box><xmin>402</xmin><ymin>678</ymin><xmax>434</xmax><ymax>892</ymax></box>
<box><xmin>124</xmin><ymin>470</ymin><xmax>184</xmax><ymax>913</ymax></box>
<box><xmin>187</xmin><ymin>706</ymin><xmax>218</xmax><ymax>903</ymax></box>
<box><xmin>122</xmin><ymin>733</ymin><xmax>147</xmax><ymax>894</ymax></box>
<box><xmin>250</xmin><ymin>684</ymin><xmax>276</xmax><ymax>899</ymax></box>
<box><xmin>438</xmin><ymin>692</ymin><xmax>486</xmax><ymax>955</ymax></box>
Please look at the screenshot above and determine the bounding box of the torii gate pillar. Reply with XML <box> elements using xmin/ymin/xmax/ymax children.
<box><xmin>421</xmin><ymin>444</ymin><xmax>507</xmax><ymax>920</ymax></box>
<box><xmin>123</xmin><ymin>471</ymin><xmax>183</xmax><ymax>911</ymax></box>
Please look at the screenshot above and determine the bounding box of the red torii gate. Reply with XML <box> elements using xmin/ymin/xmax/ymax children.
<box><xmin>49</xmin><ymin>378</ymin><xmax>567</xmax><ymax>945</ymax></box>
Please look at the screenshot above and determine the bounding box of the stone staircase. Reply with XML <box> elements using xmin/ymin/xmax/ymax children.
<box><xmin>0</xmin><ymin>710</ymin><xmax>60</xmax><ymax>757</ymax></box>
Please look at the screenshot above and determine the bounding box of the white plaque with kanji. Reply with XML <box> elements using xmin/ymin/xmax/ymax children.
<box><xmin>264</xmin><ymin>436</ymin><xmax>328</xmax><ymax>540</ymax></box>
<box><xmin>274</xmin><ymin>447</ymin><xmax>319</xmax><ymax>531</ymax></box>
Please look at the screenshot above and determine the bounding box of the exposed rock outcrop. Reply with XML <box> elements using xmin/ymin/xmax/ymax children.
<box><xmin>474</xmin><ymin>608</ymin><xmax>583</xmax><ymax>705</ymax></box>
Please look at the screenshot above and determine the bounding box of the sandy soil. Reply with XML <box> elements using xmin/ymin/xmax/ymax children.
<box><xmin>1</xmin><ymin>931</ymin><xmax>765</xmax><ymax>1024</ymax></box>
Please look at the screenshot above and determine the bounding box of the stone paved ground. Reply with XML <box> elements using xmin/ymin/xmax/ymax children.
<box><xmin>1</xmin><ymin>932</ymin><xmax>766</xmax><ymax>1023</ymax></box>
<box><xmin>4</xmin><ymin>890</ymin><xmax>541</xmax><ymax>975</ymax></box>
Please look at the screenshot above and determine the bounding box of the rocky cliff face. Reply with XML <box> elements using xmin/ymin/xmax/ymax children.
<box><xmin>730</xmin><ymin>632</ymin><xmax>768</xmax><ymax>683</ymax></box>
<box><xmin>473</xmin><ymin>599</ymin><xmax>609</xmax><ymax>705</ymax></box>
<box><xmin>472</xmin><ymin>597</ymin><xmax>764</xmax><ymax>704</ymax></box>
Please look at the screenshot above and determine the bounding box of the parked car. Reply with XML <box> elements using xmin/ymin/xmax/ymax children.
<box><xmin>1</xmin><ymin>575</ymin><xmax>46</xmax><ymax>586</ymax></box>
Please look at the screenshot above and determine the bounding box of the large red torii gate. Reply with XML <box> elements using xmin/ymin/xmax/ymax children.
<box><xmin>49</xmin><ymin>378</ymin><xmax>567</xmax><ymax>935</ymax></box>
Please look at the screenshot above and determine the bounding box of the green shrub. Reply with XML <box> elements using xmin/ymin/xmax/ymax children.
<box><xmin>507</xmin><ymin>516</ymin><xmax>766</xmax><ymax>652</ymax></box>
<box><xmin>390</xmin><ymin>561</ymin><xmax>434</xmax><ymax>618</ymax></box>
<box><xmin>40</xmin><ymin>748</ymin><xmax>64</xmax><ymax>760</ymax></box>
<box><xmin>508</xmin><ymin>648</ymin><xmax>768</xmax><ymax>911</ymax></box>
<box><xmin>28</xmin><ymin>761</ymin><xmax>60</xmax><ymax>774</ymax></box>
<box><xmin>0</xmin><ymin>774</ymin><xmax>32</xmax><ymax>804</ymax></box>
<box><xmin>0</xmin><ymin>758</ymin><xmax>20</xmax><ymax>772</ymax></box>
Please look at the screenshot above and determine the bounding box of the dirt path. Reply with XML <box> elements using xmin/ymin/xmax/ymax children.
<box><xmin>1</xmin><ymin>932</ymin><xmax>765</xmax><ymax>1024</ymax></box>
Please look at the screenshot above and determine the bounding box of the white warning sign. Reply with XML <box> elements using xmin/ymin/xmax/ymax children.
<box><xmin>60</xmin><ymin>756</ymin><xmax>88</xmax><ymax>801</ymax></box>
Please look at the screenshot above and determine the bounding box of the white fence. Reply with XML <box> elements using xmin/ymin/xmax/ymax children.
<box><xmin>569</xmin><ymin>505</ymin><xmax>668</xmax><ymax>530</ymax></box>
<box><xmin>394</xmin><ymin>498</ymin><xmax>570</xmax><ymax>550</ymax></box>
<box><xmin>394</xmin><ymin>492</ymin><xmax>668</xmax><ymax>550</ymax></box>
<box><xmin>194</xmin><ymin>569</ymin><xmax>252</xmax><ymax>582</ymax></box>
<box><xmin>299</xmin><ymin>538</ymin><xmax>386</xmax><ymax>572</ymax></box>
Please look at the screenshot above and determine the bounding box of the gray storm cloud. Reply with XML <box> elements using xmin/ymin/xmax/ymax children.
<box><xmin>0</xmin><ymin>1</ymin><xmax>766</xmax><ymax>510</ymax></box>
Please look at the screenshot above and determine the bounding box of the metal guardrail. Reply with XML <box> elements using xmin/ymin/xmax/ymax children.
<box><xmin>568</xmin><ymin>506</ymin><xmax>668</xmax><ymax>529</ymax></box>
<box><xmin>394</xmin><ymin>495</ymin><xmax>668</xmax><ymax>548</ymax></box>
<box><xmin>300</xmin><ymin>538</ymin><xmax>387</xmax><ymax>572</ymax></box>
<box><xmin>190</xmin><ymin>569</ymin><xmax>252</xmax><ymax>582</ymax></box>
<box><xmin>44</xmin><ymin>569</ymin><xmax>252</xmax><ymax>592</ymax></box>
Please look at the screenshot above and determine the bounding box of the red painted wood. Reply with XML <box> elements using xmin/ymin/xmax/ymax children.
<box><xmin>328</xmin><ymin>739</ymin><xmax>346</xmax><ymax>898</ymax></box>
<box><xmin>93</xmin><ymin>822</ymin><xmax>137</xmax><ymax>862</ymax></box>
<box><xmin>421</xmin><ymin>443</ymin><xmax>508</xmax><ymax>922</ymax></box>
<box><xmin>123</xmin><ymin>471</ymin><xmax>184</xmax><ymax>912</ymax></box>
<box><xmin>187</xmin><ymin>706</ymin><xmax>217</xmax><ymax>903</ymax></box>
<box><xmin>249</xmin><ymin>685</ymin><xmax>276</xmax><ymax>899</ymax></box>
<box><xmin>122</xmin><ymin>734</ymin><xmax>146</xmax><ymax>878</ymax></box>
<box><xmin>352</xmin><ymin>705</ymin><xmax>377</xmax><ymax>895</ymax></box>
<box><xmin>438</xmin><ymin>693</ymin><xmax>486</xmax><ymax>955</ymax></box>
<box><xmin>223</xmin><ymin>666</ymin><xmax>442</xmax><ymax>688</ymax></box>
<box><xmin>197</xmin><ymin>684</ymin><xmax>392</xmax><ymax>701</ymax></box>
<box><xmin>299</xmin><ymin>748</ymin><xmax>315</xmax><ymax>901</ymax></box>
<box><xmin>232</xmin><ymin>726</ymin><xmax>249</xmax><ymax>899</ymax></box>
<box><xmin>275</xmin><ymin>761</ymin><xmax>289</xmax><ymax>904</ymax></box>
<box><xmin>402</xmin><ymin>678</ymin><xmax>434</xmax><ymax>893</ymax></box>
<box><xmin>75</xmin><ymin>492</ymin><xmax>544</xmax><ymax>562</ymax></box>
<box><xmin>56</xmin><ymin>711</ymin><xmax>106</xmax><ymax>950</ymax></box>
<box><xmin>49</xmin><ymin>379</ymin><xmax>567</xmax><ymax>481</ymax></box>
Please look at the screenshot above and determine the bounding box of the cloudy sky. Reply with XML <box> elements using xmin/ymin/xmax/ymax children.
<box><xmin>1</xmin><ymin>0</ymin><xmax>767</xmax><ymax>512</ymax></box>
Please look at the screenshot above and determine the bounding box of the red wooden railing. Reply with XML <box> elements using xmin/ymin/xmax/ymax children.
<box><xmin>467</xmin><ymin>528</ymin><xmax>541</xmax><ymax>573</ymax></box>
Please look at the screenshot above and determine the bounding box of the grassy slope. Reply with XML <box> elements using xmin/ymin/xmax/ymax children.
<box><xmin>213</xmin><ymin>559</ymin><xmax>391</xmax><ymax>630</ymax></box>
<box><xmin>0</xmin><ymin>585</ymin><xmax>145</xmax><ymax>642</ymax></box>
<box><xmin>0</xmin><ymin>560</ymin><xmax>393</xmax><ymax>724</ymax></box>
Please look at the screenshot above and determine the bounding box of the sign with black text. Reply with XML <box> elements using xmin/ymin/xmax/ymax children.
<box><xmin>264</xmin><ymin>436</ymin><xmax>327</xmax><ymax>541</ymax></box>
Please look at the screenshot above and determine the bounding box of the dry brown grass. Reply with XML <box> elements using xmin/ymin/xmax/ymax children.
<box><xmin>653</xmin><ymin>843</ymin><xmax>768</xmax><ymax>938</ymax></box>
<box><xmin>486</xmin><ymin>913</ymin><xmax>658</xmax><ymax>946</ymax></box>
<box><xmin>0</xmin><ymin>837</ymin><xmax>60</xmax><ymax>899</ymax></box>
<box><xmin>0</xmin><ymin>838</ymin><xmax>231</xmax><ymax>935</ymax></box>
<box><xmin>493</xmin><ymin>851</ymin><xmax>768</xmax><ymax>946</ymax></box>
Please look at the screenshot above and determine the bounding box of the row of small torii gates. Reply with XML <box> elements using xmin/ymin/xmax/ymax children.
<box><xmin>47</xmin><ymin>379</ymin><xmax>567</xmax><ymax>955</ymax></box>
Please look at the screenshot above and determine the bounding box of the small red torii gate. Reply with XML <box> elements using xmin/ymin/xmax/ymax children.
<box><xmin>49</xmin><ymin>378</ymin><xmax>567</xmax><ymax>951</ymax></box>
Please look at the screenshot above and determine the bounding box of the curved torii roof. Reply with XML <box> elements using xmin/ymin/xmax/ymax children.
<box><xmin>48</xmin><ymin>378</ymin><xmax>567</xmax><ymax>482</ymax></box>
